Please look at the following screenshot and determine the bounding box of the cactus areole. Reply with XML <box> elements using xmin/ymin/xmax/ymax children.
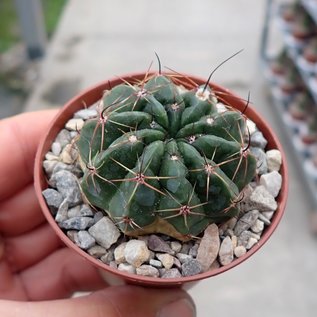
<box><xmin>76</xmin><ymin>73</ymin><xmax>257</xmax><ymax>241</ymax></box>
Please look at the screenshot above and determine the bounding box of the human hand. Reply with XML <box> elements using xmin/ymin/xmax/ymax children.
<box><xmin>0</xmin><ymin>110</ymin><xmax>196</xmax><ymax>317</ymax></box>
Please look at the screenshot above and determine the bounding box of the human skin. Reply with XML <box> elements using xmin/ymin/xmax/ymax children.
<box><xmin>0</xmin><ymin>110</ymin><xmax>195</xmax><ymax>317</ymax></box>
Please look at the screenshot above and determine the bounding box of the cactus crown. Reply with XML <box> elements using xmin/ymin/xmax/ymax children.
<box><xmin>76</xmin><ymin>72</ymin><xmax>256</xmax><ymax>241</ymax></box>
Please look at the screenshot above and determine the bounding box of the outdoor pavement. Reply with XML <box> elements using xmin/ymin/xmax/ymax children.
<box><xmin>23</xmin><ymin>1</ymin><xmax>317</xmax><ymax>316</ymax></box>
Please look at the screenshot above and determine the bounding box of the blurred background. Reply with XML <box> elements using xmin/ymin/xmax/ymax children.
<box><xmin>1</xmin><ymin>0</ymin><xmax>317</xmax><ymax>316</ymax></box>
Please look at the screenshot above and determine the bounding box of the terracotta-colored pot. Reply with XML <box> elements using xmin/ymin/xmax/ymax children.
<box><xmin>34</xmin><ymin>72</ymin><xmax>288</xmax><ymax>288</ymax></box>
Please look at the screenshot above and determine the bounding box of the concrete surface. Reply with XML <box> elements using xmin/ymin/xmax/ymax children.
<box><xmin>22</xmin><ymin>0</ymin><xmax>317</xmax><ymax>316</ymax></box>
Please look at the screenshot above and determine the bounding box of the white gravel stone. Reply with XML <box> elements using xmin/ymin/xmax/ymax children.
<box><xmin>266</xmin><ymin>149</ymin><xmax>282</xmax><ymax>172</ymax></box>
<box><xmin>234</xmin><ymin>210</ymin><xmax>259</xmax><ymax>236</ymax></box>
<box><xmin>45</xmin><ymin>152</ymin><xmax>59</xmax><ymax>161</ymax></box>
<box><xmin>136</xmin><ymin>265</ymin><xmax>159</xmax><ymax>277</ymax></box>
<box><xmin>118</xmin><ymin>263</ymin><xmax>136</xmax><ymax>274</ymax></box>
<box><xmin>65</xmin><ymin>118</ymin><xmax>84</xmax><ymax>131</ymax></box>
<box><xmin>114</xmin><ymin>242</ymin><xmax>127</xmax><ymax>264</ymax></box>
<box><xmin>258</xmin><ymin>212</ymin><xmax>272</xmax><ymax>225</ymax></box>
<box><xmin>237</xmin><ymin>230</ymin><xmax>253</xmax><ymax>248</ymax></box>
<box><xmin>51</xmin><ymin>142</ymin><xmax>62</xmax><ymax>156</ymax></box>
<box><xmin>246</xmin><ymin>237</ymin><xmax>258</xmax><ymax>250</ymax></box>
<box><xmin>149</xmin><ymin>259</ymin><xmax>163</xmax><ymax>268</ymax></box>
<box><xmin>218</xmin><ymin>236</ymin><xmax>234</xmax><ymax>266</ymax></box>
<box><xmin>170</xmin><ymin>241</ymin><xmax>182</xmax><ymax>253</ymax></box>
<box><xmin>124</xmin><ymin>240</ymin><xmax>150</xmax><ymax>267</ymax></box>
<box><xmin>43</xmin><ymin>160</ymin><xmax>58</xmax><ymax>176</ymax></box>
<box><xmin>251</xmin><ymin>219</ymin><xmax>265</xmax><ymax>233</ymax></box>
<box><xmin>234</xmin><ymin>246</ymin><xmax>247</xmax><ymax>258</ymax></box>
<box><xmin>156</xmin><ymin>254</ymin><xmax>174</xmax><ymax>269</ymax></box>
<box><xmin>196</xmin><ymin>223</ymin><xmax>220</xmax><ymax>272</ymax></box>
<box><xmin>260</xmin><ymin>171</ymin><xmax>282</xmax><ymax>198</ymax></box>
<box><xmin>68</xmin><ymin>205</ymin><xmax>94</xmax><ymax>218</ymax></box>
<box><xmin>88</xmin><ymin>217</ymin><xmax>120</xmax><ymax>249</ymax></box>
<box><xmin>262</xmin><ymin>211</ymin><xmax>274</xmax><ymax>221</ymax></box>
<box><xmin>249</xmin><ymin>185</ymin><xmax>277</xmax><ymax>211</ymax></box>
<box><xmin>60</xmin><ymin>144</ymin><xmax>78</xmax><ymax>164</ymax></box>
<box><xmin>75</xmin><ymin>231</ymin><xmax>96</xmax><ymax>250</ymax></box>
<box><xmin>74</xmin><ymin>108</ymin><xmax>98</xmax><ymax>120</ymax></box>
<box><xmin>246</xmin><ymin>119</ymin><xmax>257</xmax><ymax>135</ymax></box>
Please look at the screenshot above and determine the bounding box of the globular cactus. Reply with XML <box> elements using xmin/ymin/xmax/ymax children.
<box><xmin>76</xmin><ymin>72</ymin><xmax>256</xmax><ymax>241</ymax></box>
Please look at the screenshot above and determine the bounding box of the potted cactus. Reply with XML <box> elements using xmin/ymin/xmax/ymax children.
<box><xmin>35</xmin><ymin>67</ymin><xmax>287</xmax><ymax>287</ymax></box>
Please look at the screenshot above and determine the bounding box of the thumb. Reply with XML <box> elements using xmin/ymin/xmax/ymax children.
<box><xmin>0</xmin><ymin>285</ymin><xmax>196</xmax><ymax>317</ymax></box>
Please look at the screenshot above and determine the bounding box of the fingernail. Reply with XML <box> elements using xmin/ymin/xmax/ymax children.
<box><xmin>157</xmin><ymin>298</ymin><xmax>196</xmax><ymax>317</ymax></box>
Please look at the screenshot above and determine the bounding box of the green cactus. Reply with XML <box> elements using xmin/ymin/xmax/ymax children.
<box><xmin>76</xmin><ymin>73</ymin><xmax>256</xmax><ymax>241</ymax></box>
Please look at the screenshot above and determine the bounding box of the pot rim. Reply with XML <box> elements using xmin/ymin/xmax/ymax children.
<box><xmin>34</xmin><ymin>71</ymin><xmax>288</xmax><ymax>286</ymax></box>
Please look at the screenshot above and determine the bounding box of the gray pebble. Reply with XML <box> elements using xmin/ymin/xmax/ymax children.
<box><xmin>75</xmin><ymin>230</ymin><xmax>96</xmax><ymax>250</ymax></box>
<box><xmin>176</xmin><ymin>253</ymin><xmax>193</xmax><ymax>263</ymax></box>
<box><xmin>262</xmin><ymin>211</ymin><xmax>274</xmax><ymax>221</ymax></box>
<box><xmin>250</xmin><ymin>147</ymin><xmax>268</xmax><ymax>175</ymax></box>
<box><xmin>148</xmin><ymin>235</ymin><xmax>174</xmax><ymax>255</ymax></box>
<box><xmin>45</xmin><ymin>152</ymin><xmax>59</xmax><ymax>161</ymax></box>
<box><xmin>136</xmin><ymin>265</ymin><xmax>160</xmax><ymax>277</ymax></box>
<box><xmin>52</xmin><ymin>162</ymin><xmax>83</xmax><ymax>178</ymax></box>
<box><xmin>42</xmin><ymin>188</ymin><xmax>63</xmax><ymax>209</ymax></box>
<box><xmin>60</xmin><ymin>217</ymin><xmax>94</xmax><ymax>230</ymax></box>
<box><xmin>55</xmin><ymin>129</ymin><xmax>71</xmax><ymax>148</ymax></box>
<box><xmin>251</xmin><ymin>131</ymin><xmax>268</xmax><ymax>149</ymax></box>
<box><xmin>237</xmin><ymin>230</ymin><xmax>253</xmax><ymax>248</ymax></box>
<box><xmin>88</xmin><ymin>217</ymin><xmax>120</xmax><ymax>249</ymax></box>
<box><xmin>94</xmin><ymin>211</ymin><xmax>104</xmax><ymax>224</ymax></box>
<box><xmin>189</xmin><ymin>243</ymin><xmax>199</xmax><ymax>257</ymax></box>
<box><xmin>234</xmin><ymin>210</ymin><xmax>259</xmax><ymax>236</ymax></box>
<box><xmin>68</xmin><ymin>205</ymin><xmax>94</xmax><ymax>218</ymax></box>
<box><xmin>180</xmin><ymin>241</ymin><xmax>193</xmax><ymax>254</ymax></box>
<box><xmin>87</xmin><ymin>245</ymin><xmax>107</xmax><ymax>258</ymax></box>
<box><xmin>55</xmin><ymin>198</ymin><xmax>69</xmax><ymax>223</ymax></box>
<box><xmin>49</xmin><ymin>170</ymin><xmax>82</xmax><ymax>206</ymax></box>
<box><xmin>100</xmin><ymin>251</ymin><xmax>115</xmax><ymax>264</ymax></box>
<box><xmin>161</xmin><ymin>268</ymin><xmax>182</xmax><ymax>279</ymax></box>
<box><xmin>249</xmin><ymin>185</ymin><xmax>277</xmax><ymax>211</ymax></box>
<box><xmin>181</xmin><ymin>258</ymin><xmax>202</xmax><ymax>277</ymax></box>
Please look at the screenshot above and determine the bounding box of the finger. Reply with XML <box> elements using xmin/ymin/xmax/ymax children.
<box><xmin>4</xmin><ymin>223</ymin><xmax>61</xmax><ymax>272</ymax></box>
<box><xmin>20</xmin><ymin>248</ymin><xmax>107</xmax><ymax>300</ymax></box>
<box><xmin>0</xmin><ymin>286</ymin><xmax>196</xmax><ymax>317</ymax></box>
<box><xmin>0</xmin><ymin>110</ymin><xmax>57</xmax><ymax>201</ymax></box>
<box><xmin>0</xmin><ymin>184</ymin><xmax>45</xmax><ymax>236</ymax></box>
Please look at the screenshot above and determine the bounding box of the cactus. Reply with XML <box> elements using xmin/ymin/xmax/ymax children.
<box><xmin>76</xmin><ymin>72</ymin><xmax>256</xmax><ymax>241</ymax></box>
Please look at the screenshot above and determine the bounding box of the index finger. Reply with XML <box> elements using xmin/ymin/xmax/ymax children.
<box><xmin>0</xmin><ymin>110</ymin><xmax>58</xmax><ymax>201</ymax></box>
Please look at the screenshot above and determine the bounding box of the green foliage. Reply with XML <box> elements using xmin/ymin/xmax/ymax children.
<box><xmin>76</xmin><ymin>73</ymin><xmax>256</xmax><ymax>240</ymax></box>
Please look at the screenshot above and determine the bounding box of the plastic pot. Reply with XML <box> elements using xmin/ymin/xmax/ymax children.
<box><xmin>34</xmin><ymin>72</ymin><xmax>288</xmax><ymax>288</ymax></box>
